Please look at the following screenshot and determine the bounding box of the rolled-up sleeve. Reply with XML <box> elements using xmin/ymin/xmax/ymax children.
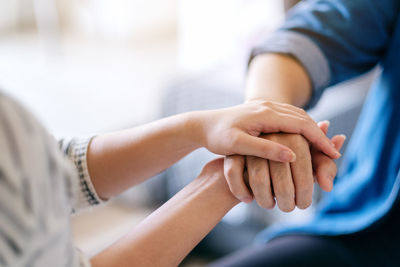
<box><xmin>59</xmin><ymin>137</ymin><xmax>105</xmax><ymax>212</ymax></box>
<box><xmin>250</xmin><ymin>0</ymin><xmax>400</xmax><ymax>108</ymax></box>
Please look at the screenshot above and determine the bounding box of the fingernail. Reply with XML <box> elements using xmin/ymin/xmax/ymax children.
<box><xmin>335</xmin><ymin>151</ymin><xmax>342</xmax><ymax>158</ymax></box>
<box><xmin>340</xmin><ymin>134</ymin><xmax>347</xmax><ymax>140</ymax></box>
<box><xmin>280</xmin><ymin>150</ymin><xmax>296</xmax><ymax>162</ymax></box>
<box><xmin>328</xmin><ymin>175</ymin><xmax>335</xmax><ymax>182</ymax></box>
<box><xmin>242</xmin><ymin>197</ymin><xmax>253</xmax><ymax>203</ymax></box>
<box><xmin>322</xmin><ymin>120</ymin><xmax>330</xmax><ymax>127</ymax></box>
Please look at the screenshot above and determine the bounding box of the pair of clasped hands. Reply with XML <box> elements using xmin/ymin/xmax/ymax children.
<box><xmin>199</xmin><ymin>99</ymin><xmax>345</xmax><ymax>212</ymax></box>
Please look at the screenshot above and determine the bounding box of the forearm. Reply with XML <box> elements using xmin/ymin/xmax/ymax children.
<box><xmin>87</xmin><ymin>55</ymin><xmax>329</xmax><ymax>200</ymax></box>
<box><xmin>87</xmin><ymin>113</ymin><xmax>203</xmax><ymax>200</ymax></box>
<box><xmin>246</xmin><ymin>53</ymin><xmax>312</xmax><ymax>106</ymax></box>
<box><xmin>91</xmin><ymin>159</ymin><xmax>239</xmax><ymax>267</ymax></box>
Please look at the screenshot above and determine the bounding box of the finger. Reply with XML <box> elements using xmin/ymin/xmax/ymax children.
<box><xmin>265</xmin><ymin>115</ymin><xmax>341</xmax><ymax>160</ymax></box>
<box><xmin>332</xmin><ymin>134</ymin><xmax>346</xmax><ymax>151</ymax></box>
<box><xmin>255</xmin><ymin>102</ymin><xmax>338</xmax><ymax>158</ymax></box>
<box><xmin>224</xmin><ymin>155</ymin><xmax>253</xmax><ymax>203</ymax></box>
<box><xmin>290</xmin><ymin>145</ymin><xmax>314</xmax><ymax>209</ymax></box>
<box><xmin>312</xmin><ymin>135</ymin><xmax>346</xmax><ymax>192</ymax></box>
<box><xmin>247</xmin><ymin>156</ymin><xmax>275</xmax><ymax>209</ymax></box>
<box><xmin>234</xmin><ymin>132</ymin><xmax>296</xmax><ymax>162</ymax></box>
<box><xmin>269</xmin><ymin>161</ymin><xmax>295</xmax><ymax>212</ymax></box>
<box><xmin>312</xmin><ymin>151</ymin><xmax>337</xmax><ymax>192</ymax></box>
<box><xmin>317</xmin><ymin>120</ymin><xmax>330</xmax><ymax>135</ymax></box>
<box><xmin>295</xmin><ymin>118</ymin><xmax>341</xmax><ymax>160</ymax></box>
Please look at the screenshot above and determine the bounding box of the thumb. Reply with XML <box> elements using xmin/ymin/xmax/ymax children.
<box><xmin>233</xmin><ymin>133</ymin><xmax>296</xmax><ymax>162</ymax></box>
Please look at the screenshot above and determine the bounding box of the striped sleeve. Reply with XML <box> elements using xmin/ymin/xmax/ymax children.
<box><xmin>0</xmin><ymin>92</ymin><xmax>92</xmax><ymax>266</ymax></box>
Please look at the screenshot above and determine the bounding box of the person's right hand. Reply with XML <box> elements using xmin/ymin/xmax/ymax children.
<box><xmin>223</xmin><ymin>121</ymin><xmax>346</xmax><ymax>211</ymax></box>
<box><xmin>193</xmin><ymin>100</ymin><xmax>341</xmax><ymax>163</ymax></box>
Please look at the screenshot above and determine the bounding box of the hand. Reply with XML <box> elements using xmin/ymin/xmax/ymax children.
<box><xmin>193</xmin><ymin>100</ymin><xmax>341</xmax><ymax>163</ymax></box>
<box><xmin>223</xmin><ymin>122</ymin><xmax>345</xmax><ymax>211</ymax></box>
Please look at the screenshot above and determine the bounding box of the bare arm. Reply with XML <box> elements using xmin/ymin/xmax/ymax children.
<box><xmin>87</xmin><ymin>113</ymin><xmax>199</xmax><ymax>200</ymax></box>
<box><xmin>87</xmin><ymin>101</ymin><xmax>339</xmax><ymax>200</ymax></box>
<box><xmin>90</xmin><ymin>158</ymin><xmax>239</xmax><ymax>267</ymax></box>
<box><xmin>246</xmin><ymin>53</ymin><xmax>312</xmax><ymax>105</ymax></box>
<box><xmin>86</xmin><ymin>54</ymin><xmax>337</xmax><ymax>266</ymax></box>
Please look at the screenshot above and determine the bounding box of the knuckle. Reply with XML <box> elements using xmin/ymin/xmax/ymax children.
<box><xmin>297</xmin><ymin>117</ymin><xmax>309</xmax><ymax>126</ymax></box>
<box><xmin>224</xmin><ymin>165</ymin><xmax>237</xmax><ymax>180</ymax></box>
<box><xmin>291</xmin><ymin>135</ymin><xmax>309</xmax><ymax>150</ymax></box>
<box><xmin>297</xmin><ymin>107</ymin><xmax>308</xmax><ymax>116</ymax></box>
<box><xmin>251</xmin><ymin>101</ymin><xmax>271</xmax><ymax>111</ymax></box>
<box><xmin>260</xmin><ymin>100</ymin><xmax>273</xmax><ymax>107</ymax></box>
<box><xmin>256</xmin><ymin>105</ymin><xmax>273</xmax><ymax>117</ymax></box>
<box><xmin>249</xmin><ymin>165</ymin><xmax>266</xmax><ymax>180</ymax></box>
<box><xmin>290</xmin><ymin>105</ymin><xmax>309</xmax><ymax>117</ymax></box>
<box><xmin>230</xmin><ymin>187</ymin><xmax>247</xmax><ymax>200</ymax></box>
<box><xmin>224</xmin><ymin>156</ymin><xmax>244</xmax><ymax>178</ymax></box>
<box><xmin>282</xmin><ymin>103</ymin><xmax>307</xmax><ymax>115</ymax></box>
<box><xmin>228</xmin><ymin>132</ymin><xmax>241</xmax><ymax>147</ymax></box>
<box><xmin>303</xmin><ymin>118</ymin><xmax>316</xmax><ymax>128</ymax></box>
<box><xmin>252</xmin><ymin>175</ymin><xmax>267</xmax><ymax>188</ymax></box>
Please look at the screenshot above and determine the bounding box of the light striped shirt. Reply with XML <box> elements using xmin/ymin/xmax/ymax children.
<box><xmin>0</xmin><ymin>92</ymin><xmax>103</xmax><ymax>266</ymax></box>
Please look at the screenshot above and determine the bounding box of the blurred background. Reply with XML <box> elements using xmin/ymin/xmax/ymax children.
<box><xmin>0</xmin><ymin>0</ymin><xmax>374</xmax><ymax>265</ymax></box>
<box><xmin>0</xmin><ymin>0</ymin><xmax>284</xmax><ymax>138</ymax></box>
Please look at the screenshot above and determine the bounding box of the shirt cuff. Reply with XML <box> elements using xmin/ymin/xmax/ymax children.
<box><xmin>249</xmin><ymin>30</ymin><xmax>331</xmax><ymax>109</ymax></box>
<box><xmin>59</xmin><ymin>137</ymin><xmax>105</xmax><ymax>212</ymax></box>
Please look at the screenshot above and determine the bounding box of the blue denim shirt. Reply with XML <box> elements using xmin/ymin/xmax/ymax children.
<box><xmin>252</xmin><ymin>0</ymin><xmax>400</xmax><ymax>242</ymax></box>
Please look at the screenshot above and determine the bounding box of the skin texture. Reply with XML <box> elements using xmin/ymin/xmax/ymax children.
<box><xmin>85</xmin><ymin>96</ymin><xmax>340</xmax><ymax>265</ymax></box>
<box><xmin>91</xmin><ymin>159</ymin><xmax>240</xmax><ymax>267</ymax></box>
<box><xmin>85</xmin><ymin>53</ymin><xmax>342</xmax><ymax>265</ymax></box>
<box><xmin>224</xmin><ymin>53</ymin><xmax>346</xmax><ymax>209</ymax></box>
<box><xmin>87</xmin><ymin>100</ymin><xmax>339</xmax><ymax>200</ymax></box>
<box><xmin>313</xmin><ymin>121</ymin><xmax>346</xmax><ymax>192</ymax></box>
<box><xmin>225</xmin><ymin>124</ymin><xmax>345</xmax><ymax>211</ymax></box>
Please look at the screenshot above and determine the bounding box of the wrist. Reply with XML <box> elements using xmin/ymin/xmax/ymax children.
<box><xmin>181</xmin><ymin>110</ymin><xmax>209</xmax><ymax>150</ymax></box>
<box><xmin>191</xmin><ymin>159</ymin><xmax>240</xmax><ymax>207</ymax></box>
